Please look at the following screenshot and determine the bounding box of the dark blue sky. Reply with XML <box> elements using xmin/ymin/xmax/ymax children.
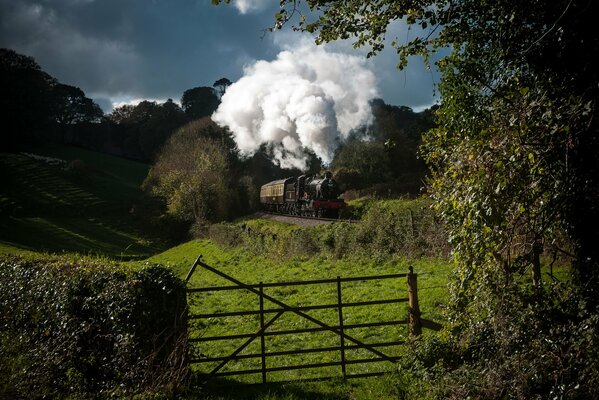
<box><xmin>0</xmin><ymin>0</ymin><xmax>441</xmax><ymax>112</ymax></box>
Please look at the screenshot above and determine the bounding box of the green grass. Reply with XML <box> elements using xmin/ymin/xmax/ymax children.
<box><xmin>0</xmin><ymin>147</ymin><xmax>160</xmax><ymax>259</ymax></box>
<box><xmin>145</xmin><ymin>239</ymin><xmax>452</xmax><ymax>391</ymax></box>
<box><xmin>145</xmin><ymin>224</ymin><xmax>570</xmax><ymax>398</ymax></box>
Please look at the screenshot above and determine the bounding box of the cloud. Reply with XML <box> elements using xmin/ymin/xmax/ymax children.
<box><xmin>0</xmin><ymin>0</ymin><xmax>440</xmax><ymax>121</ymax></box>
<box><xmin>233</xmin><ymin>0</ymin><xmax>270</xmax><ymax>14</ymax></box>
<box><xmin>212</xmin><ymin>42</ymin><xmax>378</xmax><ymax>170</ymax></box>
<box><xmin>0</xmin><ymin>1</ymin><xmax>143</xmax><ymax>95</ymax></box>
<box><xmin>271</xmin><ymin>21</ymin><xmax>442</xmax><ymax>111</ymax></box>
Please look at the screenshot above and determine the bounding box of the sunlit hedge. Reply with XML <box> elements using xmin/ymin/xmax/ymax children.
<box><xmin>0</xmin><ymin>256</ymin><xmax>188</xmax><ymax>398</ymax></box>
<box><xmin>209</xmin><ymin>198</ymin><xmax>449</xmax><ymax>260</ymax></box>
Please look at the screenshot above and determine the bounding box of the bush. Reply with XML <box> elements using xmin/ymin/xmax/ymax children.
<box><xmin>208</xmin><ymin>198</ymin><xmax>450</xmax><ymax>261</ymax></box>
<box><xmin>0</xmin><ymin>255</ymin><xmax>188</xmax><ymax>398</ymax></box>
<box><xmin>208</xmin><ymin>222</ymin><xmax>243</xmax><ymax>248</ymax></box>
<box><xmin>354</xmin><ymin>198</ymin><xmax>448</xmax><ymax>259</ymax></box>
<box><xmin>398</xmin><ymin>284</ymin><xmax>599</xmax><ymax>400</ymax></box>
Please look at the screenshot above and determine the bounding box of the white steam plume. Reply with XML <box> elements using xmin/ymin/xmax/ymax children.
<box><xmin>211</xmin><ymin>44</ymin><xmax>378</xmax><ymax>170</ymax></box>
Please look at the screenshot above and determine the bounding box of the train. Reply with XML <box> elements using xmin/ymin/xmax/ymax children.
<box><xmin>259</xmin><ymin>171</ymin><xmax>346</xmax><ymax>218</ymax></box>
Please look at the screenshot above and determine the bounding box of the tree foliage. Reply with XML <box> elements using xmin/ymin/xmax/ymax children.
<box><xmin>330</xmin><ymin>100</ymin><xmax>433</xmax><ymax>194</ymax></box>
<box><xmin>108</xmin><ymin>99</ymin><xmax>186</xmax><ymax>161</ymax></box>
<box><xmin>143</xmin><ymin>118</ymin><xmax>236</xmax><ymax>229</ymax></box>
<box><xmin>1</xmin><ymin>48</ymin><xmax>105</xmax><ymax>150</ymax></box>
<box><xmin>1</xmin><ymin>48</ymin><xmax>58</xmax><ymax>149</ymax></box>
<box><xmin>52</xmin><ymin>83</ymin><xmax>103</xmax><ymax>125</ymax></box>
<box><xmin>180</xmin><ymin>86</ymin><xmax>219</xmax><ymax>120</ymax></box>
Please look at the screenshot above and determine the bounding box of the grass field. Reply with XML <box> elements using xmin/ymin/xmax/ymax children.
<box><xmin>144</xmin><ymin>238</ymin><xmax>452</xmax><ymax>398</ymax></box>
<box><xmin>0</xmin><ymin>146</ymin><xmax>160</xmax><ymax>259</ymax></box>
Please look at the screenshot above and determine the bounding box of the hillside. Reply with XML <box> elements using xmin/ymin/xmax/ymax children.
<box><xmin>0</xmin><ymin>146</ymin><xmax>161</xmax><ymax>258</ymax></box>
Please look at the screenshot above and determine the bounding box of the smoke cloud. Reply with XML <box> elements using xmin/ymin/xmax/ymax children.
<box><xmin>211</xmin><ymin>44</ymin><xmax>378</xmax><ymax>170</ymax></box>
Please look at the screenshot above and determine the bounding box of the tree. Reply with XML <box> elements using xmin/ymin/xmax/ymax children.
<box><xmin>108</xmin><ymin>99</ymin><xmax>186</xmax><ymax>161</ymax></box>
<box><xmin>1</xmin><ymin>48</ymin><xmax>56</xmax><ymax>149</ymax></box>
<box><xmin>368</xmin><ymin>99</ymin><xmax>432</xmax><ymax>193</ymax></box>
<box><xmin>143</xmin><ymin>118</ymin><xmax>235</xmax><ymax>229</ymax></box>
<box><xmin>108</xmin><ymin>100</ymin><xmax>159</xmax><ymax>126</ymax></box>
<box><xmin>180</xmin><ymin>86</ymin><xmax>219</xmax><ymax>120</ymax></box>
<box><xmin>52</xmin><ymin>83</ymin><xmax>103</xmax><ymax>125</ymax></box>
<box><xmin>213</xmin><ymin>77</ymin><xmax>232</xmax><ymax>99</ymax></box>
<box><xmin>331</xmin><ymin>140</ymin><xmax>391</xmax><ymax>189</ymax></box>
<box><xmin>138</xmin><ymin>99</ymin><xmax>186</xmax><ymax>161</ymax></box>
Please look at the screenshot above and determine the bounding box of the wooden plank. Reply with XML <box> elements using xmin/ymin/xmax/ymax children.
<box><xmin>213</xmin><ymin>357</ymin><xmax>401</xmax><ymax>377</ymax></box>
<box><xmin>407</xmin><ymin>266</ymin><xmax>422</xmax><ymax>336</ymax></box>
<box><xmin>337</xmin><ymin>276</ymin><xmax>346</xmax><ymax>379</ymax></box>
<box><xmin>259</xmin><ymin>283</ymin><xmax>267</xmax><ymax>383</ymax></box>
<box><xmin>184</xmin><ymin>254</ymin><xmax>202</xmax><ymax>282</ymax></box>
<box><xmin>263</xmin><ymin>320</ymin><xmax>408</xmax><ymax>336</ymax></box>
<box><xmin>190</xmin><ymin>340</ymin><xmax>408</xmax><ymax>363</ymax></box>
<box><xmin>191</xmin><ymin>320</ymin><xmax>408</xmax><ymax>342</ymax></box>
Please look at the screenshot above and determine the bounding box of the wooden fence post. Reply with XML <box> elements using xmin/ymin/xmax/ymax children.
<box><xmin>407</xmin><ymin>266</ymin><xmax>422</xmax><ymax>337</ymax></box>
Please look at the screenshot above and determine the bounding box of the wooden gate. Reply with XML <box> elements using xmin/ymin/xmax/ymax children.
<box><xmin>185</xmin><ymin>255</ymin><xmax>440</xmax><ymax>383</ymax></box>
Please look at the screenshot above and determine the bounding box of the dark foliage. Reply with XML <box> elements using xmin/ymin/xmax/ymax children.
<box><xmin>0</xmin><ymin>48</ymin><xmax>105</xmax><ymax>152</ymax></box>
<box><xmin>0</xmin><ymin>256</ymin><xmax>188</xmax><ymax>398</ymax></box>
<box><xmin>181</xmin><ymin>86</ymin><xmax>220</xmax><ymax>120</ymax></box>
<box><xmin>401</xmin><ymin>283</ymin><xmax>599</xmax><ymax>399</ymax></box>
<box><xmin>107</xmin><ymin>99</ymin><xmax>187</xmax><ymax>162</ymax></box>
<box><xmin>331</xmin><ymin>99</ymin><xmax>434</xmax><ymax>195</ymax></box>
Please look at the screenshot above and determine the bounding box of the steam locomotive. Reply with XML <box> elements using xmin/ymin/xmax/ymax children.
<box><xmin>259</xmin><ymin>171</ymin><xmax>346</xmax><ymax>218</ymax></box>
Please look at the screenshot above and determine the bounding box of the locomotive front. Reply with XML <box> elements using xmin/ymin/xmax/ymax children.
<box><xmin>303</xmin><ymin>171</ymin><xmax>346</xmax><ymax>217</ymax></box>
<box><xmin>260</xmin><ymin>171</ymin><xmax>346</xmax><ymax>218</ymax></box>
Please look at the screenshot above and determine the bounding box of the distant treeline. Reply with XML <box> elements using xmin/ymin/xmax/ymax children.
<box><xmin>1</xmin><ymin>48</ymin><xmax>228</xmax><ymax>163</ymax></box>
<box><xmin>1</xmin><ymin>47</ymin><xmax>436</xmax><ymax>192</ymax></box>
<box><xmin>1</xmin><ymin>47</ymin><xmax>440</xmax><ymax>238</ymax></box>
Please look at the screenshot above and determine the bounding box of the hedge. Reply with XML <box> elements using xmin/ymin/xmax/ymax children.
<box><xmin>0</xmin><ymin>256</ymin><xmax>188</xmax><ymax>399</ymax></box>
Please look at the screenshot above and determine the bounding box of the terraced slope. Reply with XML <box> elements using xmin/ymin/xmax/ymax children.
<box><xmin>0</xmin><ymin>147</ymin><xmax>159</xmax><ymax>258</ymax></box>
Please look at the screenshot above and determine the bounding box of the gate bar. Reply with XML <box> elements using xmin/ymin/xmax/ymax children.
<box><xmin>186</xmin><ymin>273</ymin><xmax>408</xmax><ymax>292</ymax></box>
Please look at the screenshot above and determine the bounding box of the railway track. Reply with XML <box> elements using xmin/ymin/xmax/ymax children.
<box><xmin>258</xmin><ymin>211</ymin><xmax>359</xmax><ymax>226</ymax></box>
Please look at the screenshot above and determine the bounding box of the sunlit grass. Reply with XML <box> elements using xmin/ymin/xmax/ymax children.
<box><xmin>144</xmin><ymin>239</ymin><xmax>453</xmax><ymax>388</ymax></box>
